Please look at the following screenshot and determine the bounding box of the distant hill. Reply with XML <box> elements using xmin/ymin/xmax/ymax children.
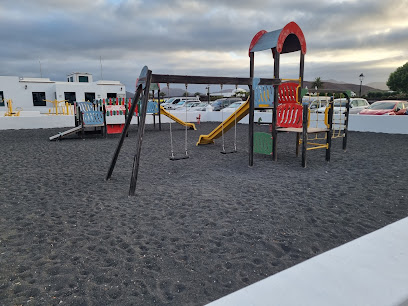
<box><xmin>366</xmin><ymin>82</ymin><xmax>389</xmax><ymax>91</ymax></box>
<box><xmin>303</xmin><ymin>81</ymin><xmax>381</xmax><ymax>96</ymax></box>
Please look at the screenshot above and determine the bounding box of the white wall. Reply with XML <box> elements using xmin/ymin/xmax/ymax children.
<box><xmin>1</xmin><ymin>110</ymin><xmax>408</xmax><ymax>134</ymax></box>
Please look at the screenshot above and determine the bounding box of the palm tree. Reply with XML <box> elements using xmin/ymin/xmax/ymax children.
<box><xmin>312</xmin><ymin>77</ymin><xmax>324</xmax><ymax>89</ymax></box>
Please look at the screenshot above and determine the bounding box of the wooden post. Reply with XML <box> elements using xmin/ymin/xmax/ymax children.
<box><xmin>272</xmin><ymin>50</ymin><xmax>280</xmax><ymax>161</ymax></box>
<box><xmin>158</xmin><ymin>88</ymin><xmax>162</xmax><ymax>131</ymax></box>
<box><xmin>326</xmin><ymin>100</ymin><xmax>334</xmax><ymax>161</ymax></box>
<box><xmin>152</xmin><ymin>90</ymin><xmax>156</xmax><ymax>129</ymax></box>
<box><xmin>249</xmin><ymin>52</ymin><xmax>255</xmax><ymax>166</ymax></box>
<box><xmin>299</xmin><ymin>52</ymin><xmax>305</xmax><ymax>101</ymax></box>
<box><xmin>343</xmin><ymin>94</ymin><xmax>350</xmax><ymax>151</ymax></box>
<box><xmin>106</xmin><ymin>85</ymin><xmax>144</xmax><ymax>181</ymax></box>
<box><xmin>302</xmin><ymin>103</ymin><xmax>308</xmax><ymax>168</ymax></box>
<box><xmin>129</xmin><ymin>70</ymin><xmax>152</xmax><ymax>196</ymax></box>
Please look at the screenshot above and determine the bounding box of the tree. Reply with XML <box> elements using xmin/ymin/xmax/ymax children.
<box><xmin>387</xmin><ymin>62</ymin><xmax>408</xmax><ymax>94</ymax></box>
<box><xmin>312</xmin><ymin>77</ymin><xmax>323</xmax><ymax>89</ymax></box>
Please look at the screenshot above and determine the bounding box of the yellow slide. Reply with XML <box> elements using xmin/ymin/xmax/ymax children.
<box><xmin>196</xmin><ymin>98</ymin><xmax>249</xmax><ymax>145</ymax></box>
<box><xmin>160</xmin><ymin>106</ymin><xmax>197</xmax><ymax>130</ymax></box>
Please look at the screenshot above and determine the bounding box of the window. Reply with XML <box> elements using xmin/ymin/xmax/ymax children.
<box><xmin>85</xmin><ymin>92</ymin><xmax>95</xmax><ymax>102</ymax></box>
<box><xmin>78</xmin><ymin>76</ymin><xmax>89</xmax><ymax>83</ymax></box>
<box><xmin>107</xmin><ymin>93</ymin><xmax>117</xmax><ymax>99</ymax></box>
<box><xmin>0</xmin><ymin>91</ymin><xmax>4</xmax><ymax>107</ymax></box>
<box><xmin>70</xmin><ymin>76</ymin><xmax>73</xmax><ymax>82</ymax></box>
<box><xmin>32</xmin><ymin>92</ymin><xmax>46</xmax><ymax>106</ymax></box>
<box><xmin>64</xmin><ymin>92</ymin><xmax>76</xmax><ymax>104</ymax></box>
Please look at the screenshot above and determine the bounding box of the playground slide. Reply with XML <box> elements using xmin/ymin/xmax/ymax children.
<box><xmin>160</xmin><ymin>106</ymin><xmax>197</xmax><ymax>130</ymax></box>
<box><xmin>49</xmin><ymin>126</ymin><xmax>82</xmax><ymax>141</ymax></box>
<box><xmin>196</xmin><ymin>99</ymin><xmax>249</xmax><ymax>145</ymax></box>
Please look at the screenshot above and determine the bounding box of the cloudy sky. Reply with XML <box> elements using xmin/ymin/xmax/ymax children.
<box><xmin>1</xmin><ymin>0</ymin><xmax>407</xmax><ymax>92</ymax></box>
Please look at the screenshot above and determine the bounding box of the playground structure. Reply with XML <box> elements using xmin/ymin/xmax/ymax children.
<box><xmin>106</xmin><ymin>21</ymin><xmax>351</xmax><ymax>195</ymax></box>
<box><xmin>49</xmin><ymin>96</ymin><xmax>194</xmax><ymax>140</ymax></box>
<box><xmin>45</xmin><ymin>99</ymin><xmax>74</xmax><ymax>115</ymax></box>
<box><xmin>4</xmin><ymin>99</ymin><xmax>22</xmax><ymax>117</ymax></box>
<box><xmin>49</xmin><ymin>102</ymin><xmax>107</xmax><ymax>140</ymax></box>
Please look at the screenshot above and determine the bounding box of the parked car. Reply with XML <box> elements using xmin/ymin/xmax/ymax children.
<box><xmin>302</xmin><ymin>96</ymin><xmax>331</xmax><ymax>112</ymax></box>
<box><xmin>359</xmin><ymin>100</ymin><xmax>408</xmax><ymax>115</ymax></box>
<box><xmin>162</xmin><ymin>97</ymin><xmax>200</xmax><ymax>110</ymax></box>
<box><xmin>222</xmin><ymin>101</ymin><xmax>246</xmax><ymax>111</ymax></box>
<box><xmin>316</xmin><ymin>98</ymin><xmax>369</xmax><ymax>114</ymax></box>
<box><xmin>188</xmin><ymin>102</ymin><xmax>209</xmax><ymax>112</ymax></box>
<box><xmin>211</xmin><ymin>98</ymin><xmax>242</xmax><ymax>111</ymax></box>
<box><xmin>174</xmin><ymin>100</ymin><xmax>202</xmax><ymax>110</ymax></box>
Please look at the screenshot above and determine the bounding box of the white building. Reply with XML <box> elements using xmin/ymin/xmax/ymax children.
<box><xmin>0</xmin><ymin>72</ymin><xmax>125</xmax><ymax>113</ymax></box>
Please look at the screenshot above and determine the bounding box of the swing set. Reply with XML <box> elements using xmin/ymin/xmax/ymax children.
<box><xmin>106</xmin><ymin>67</ymin><xmax>280</xmax><ymax>195</ymax></box>
<box><xmin>106</xmin><ymin>21</ymin><xmax>351</xmax><ymax>195</ymax></box>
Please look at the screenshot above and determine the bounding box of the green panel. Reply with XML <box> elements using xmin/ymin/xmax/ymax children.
<box><xmin>300</xmin><ymin>88</ymin><xmax>308</xmax><ymax>100</ymax></box>
<box><xmin>253</xmin><ymin>132</ymin><xmax>273</xmax><ymax>155</ymax></box>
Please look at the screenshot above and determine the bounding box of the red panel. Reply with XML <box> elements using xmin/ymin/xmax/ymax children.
<box><xmin>248</xmin><ymin>30</ymin><xmax>267</xmax><ymax>56</ymax></box>
<box><xmin>278</xmin><ymin>82</ymin><xmax>299</xmax><ymax>104</ymax></box>
<box><xmin>107</xmin><ymin>124</ymin><xmax>125</xmax><ymax>134</ymax></box>
<box><xmin>277</xmin><ymin>103</ymin><xmax>303</xmax><ymax>128</ymax></box>
<box><xmin>277</xmin><ymin>22</ymin><xmax>307</xmax><ymax>54</ymax></box>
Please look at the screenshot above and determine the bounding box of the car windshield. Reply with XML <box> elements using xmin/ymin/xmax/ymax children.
<box><xmin>212</xmin><ymin>100</ymin><xmax>225</xmax><ymax>106</ymax></box>
<box><xmin>166</xmin><ymin>98</ymin><xmax>175</xmax><ymax>103</ymax></box>
<box><xmin>368</xmin><ymin>102</ymin><xmax>396</xmax><ymax>110</ymax></box>
<box><xmin>176</xmin><ymin>101</ymin><xmax>186</xmax><ymax>105</ymax></box>
<box><xmin>227</xmin><ymin>102</ymin><xmax>243</xmax><ymax>108</ymax></box>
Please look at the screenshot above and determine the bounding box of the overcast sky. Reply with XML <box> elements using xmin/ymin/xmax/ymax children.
<box><xmin>1</xmin><ymin>0</ymin><xmax>407</xmax><ymax>92</ymax></box>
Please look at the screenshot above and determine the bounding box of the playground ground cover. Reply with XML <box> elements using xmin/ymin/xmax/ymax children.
<box><xmin>0</xmin><ymin>122</ymin><xmax>407</xmax><ymax>305</ymax></box>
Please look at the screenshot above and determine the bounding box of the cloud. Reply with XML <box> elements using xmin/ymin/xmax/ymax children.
<box><xmin>0</xmin><ymin>0</ymin><xmax>407</xmax><ymax>90</ymax></box>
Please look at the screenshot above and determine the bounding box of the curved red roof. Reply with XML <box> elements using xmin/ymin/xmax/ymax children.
<box><xmin>248</xmin><ymin>21</ymin><xmax>306</xmax><ymax>56</ymax></box>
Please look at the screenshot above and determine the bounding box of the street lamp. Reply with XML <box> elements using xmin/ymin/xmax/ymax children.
<box><xmin>206</xmin><ymin>86</ymin><xmax>210</xmax><ymax>104</ymax></box>
<box><xmin>359</xmin><ymin>73</ymin><xmax>365</xmax><ymax>97</ymax></box>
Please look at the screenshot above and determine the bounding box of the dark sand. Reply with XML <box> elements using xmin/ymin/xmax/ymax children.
<box><xmin>1</xmin><ymin>122</ymin><xmax>407</xmax><ymax>305</ymax></box>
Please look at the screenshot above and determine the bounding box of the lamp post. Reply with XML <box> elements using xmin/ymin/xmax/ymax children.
<box><xmin>359</xmin><ymin>73</ymin><xmax>364</xmax><ymax>97</ymax></box>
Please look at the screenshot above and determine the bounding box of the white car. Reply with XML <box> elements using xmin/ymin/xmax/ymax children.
<box><xmin>188</xmin><ymin>102</ymin><xmax>209</xmax><ymax>111</ymax></box>
<box><xmin>162</xmin><ymin>97</ymin><xmax>200</xmax><ymax>110</ymax></box>
<box><xmin>316</xmin><ymin>98</ymin><xmax>369</xmax><ymax>114</ymax></box>
<box><xmin>173</xmin><ymin>100</ymin><xmax>202</xmax><ymax>110</ymax></box>
<box><xmin>222</xmin><ymin>101</ymin><xmax>246</xmax><ymax>111</ymax></box>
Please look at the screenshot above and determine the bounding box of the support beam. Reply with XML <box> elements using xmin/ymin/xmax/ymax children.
<box><xmin>151</xmin><ymin>74</ymin><xmax>280</xmax><ymax>86</ymax></box>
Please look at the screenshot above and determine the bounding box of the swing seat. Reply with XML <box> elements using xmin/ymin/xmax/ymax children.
<box><xmin>220</xmin><ymin>150</ymin><xmax>237</xmax><ymax>154</ymax></box>
<box><xmin>169</xmin><ymin>155</ymin><xmax>189</xmax><ymax>161</ymax></box>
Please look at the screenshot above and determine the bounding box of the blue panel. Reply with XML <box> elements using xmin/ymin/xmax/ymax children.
<box><xmin>253</xmin><ymin>78</ymin><xmax>274</xmax><ymax>108</ymax></box>
<box><xmin>77</xmin><ymin>102</ymin><xmax>105</xmax><ymax>126</ymax></box>
<box><xmin>251</xmin><ymin>28</ymin><xmax>282</xmax><ymax>53</ymax></box>
<box><xmin>146</xmin><ymin>101</ymin><xmax>159</xmax><ymax>114</ymax></box>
